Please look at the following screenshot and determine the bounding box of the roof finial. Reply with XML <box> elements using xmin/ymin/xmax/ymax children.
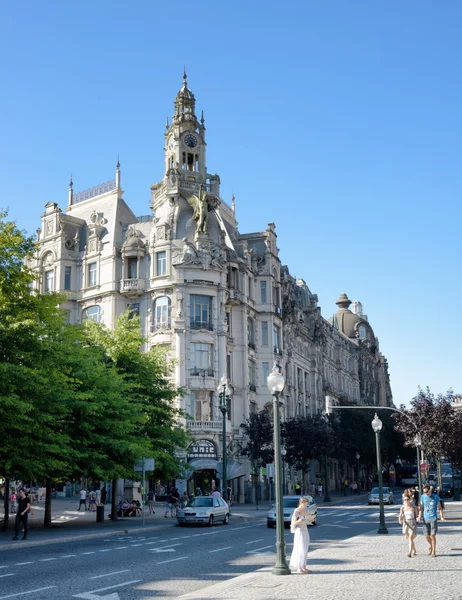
<box><xmin>183</xmin><ymin>66</ymin><xmax>187</xmax><ymax>85</ymax></box>
<box><xmin>201</xmin><ymin>110</ymin><xmax>205</xmax><ymax>125</ymax></box>
<box><xmin>69</xmin><ymin>173</ymin><xmax>73</xmax><ymax>188</ymax></box>
<box><xmin>165</xmin><ymin>116</ymin><xmax>169</xmax><ymax>130</ymax></box>
<box><xmin>116</xmin><ymin>154</ymin><xmax>120</xmax><ymax>170</ymax></box>
<box><xmin>231</xmin><ymin>191</ymin><xmax>235</xmax><ymax>217</ymax></box>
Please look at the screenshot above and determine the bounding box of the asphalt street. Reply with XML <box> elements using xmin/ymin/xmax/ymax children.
<box><xmin>0</xmin><ymin>498</ymin><xmax>405</xmax><ymax>600</ymax></box>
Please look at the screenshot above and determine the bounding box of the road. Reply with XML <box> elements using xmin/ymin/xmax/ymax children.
<box><xmin>0</xmin><ymin>499</ymin><xmax>403</xmax><ymax>600</ymax></box>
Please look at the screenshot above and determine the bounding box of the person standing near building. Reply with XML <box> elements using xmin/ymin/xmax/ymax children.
<box><xmin>12</xmin><ymin>490</ymin><xmax>30</xmax><ymax>540</ymax></box>
<box><xmin>95</xmin><ymin>488</ymin><xmax>102</xmax><ymax>506</ymax></box>
<box><xmin>418</xmin><ymin>484</ymin><xmax>445</xmax><ymax>557</ymax></box>
<box><xmin>101</xmin><ymin>486</ymin><xmax>107</xmax><ymax>505</ymax></box>
<box><xmin>78</xmin><ymin>488</ymin><xmax>87</xmax><ymax>511</ymax></box>
<box><xmin>147</xmin><ymin>489</ymin><xmax>156</xmax><ymax>514</ymax></box>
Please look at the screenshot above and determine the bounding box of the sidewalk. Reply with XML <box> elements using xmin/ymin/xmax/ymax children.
<box><xmin>178</xmin><ymin>500</ymin><xmax>462</xmax><ymax>600</ymax></box>
<box><xmin>0</xmin><ymin>489</ymin><xmax>362</xmax><ymax>551</ymax></box>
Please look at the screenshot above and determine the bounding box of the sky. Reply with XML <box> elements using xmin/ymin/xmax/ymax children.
<box><xmin>1</xmin><ymin>1</ymin><xmax>461</xmax><ymax>407</ymax></box>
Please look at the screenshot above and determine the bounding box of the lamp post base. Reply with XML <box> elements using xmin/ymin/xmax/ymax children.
<box><xmin>377</xmin><ymin>526</ymin><xmax>389</xmax><ymax>535</ymax></box>
<box><xmin>272</xmin><ymin>563</ymin><xmax>291</xmax><ymax>576</ymax></box>
<box><xmin>323</xmin><ymin>494</ymin><xmax>331</xmax><ymax>502</ymax></box>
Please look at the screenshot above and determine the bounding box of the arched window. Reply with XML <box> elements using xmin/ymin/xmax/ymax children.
<box><xmin>358</xmin><ymin>325</ymin><xmax>367</xmax><ymax>340</ymax></box>
<box><xmin>83</xmin><ymin>305</ymin><xmax>101</xmax><ymax>323</ymax></box>
<box><xmin>154</xmin><ymin>296</ymin><xmax>171</xmax><ymax>329</ymax></box>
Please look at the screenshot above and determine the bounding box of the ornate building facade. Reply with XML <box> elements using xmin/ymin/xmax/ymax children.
<box><xmin>30</xmin><ymin>75</ymin><xmax>393</xmax><ymax>500</ymax></box>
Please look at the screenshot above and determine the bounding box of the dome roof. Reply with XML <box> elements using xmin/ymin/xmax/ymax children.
<box><xmin>329</xmin><ymin>292</ymin><xmax>374</xmax><ymax>341</ymax></box>
<box><xmin>123</xmin><ymin>229</ymin><xmax>145</xmax><ymax>251</ymax></box>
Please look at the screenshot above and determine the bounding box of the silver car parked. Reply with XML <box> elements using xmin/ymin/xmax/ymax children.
<box><xmin>267</xmin><ymin>495</ymin><xmax>317</xmax><ymax>528</ymax></box>
<box><xmin>177</xmin><ymin>496</ymin><xmax>230</xmax><ymax>527</ymax></box>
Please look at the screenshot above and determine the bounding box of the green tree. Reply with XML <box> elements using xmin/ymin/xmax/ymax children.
<box><xmin>281</xmin><ymin>415</ymin><xmax>336</xmax><ymax>474</ymax></box>
<box><xmin>84</xmin><ymin>312</ymin><xmax>190</xmax><ymax>516</ymax></box>
<box><xmin>240</xmin><ymin>409</ymin><xmax>274</xmax><ymax>468</ymax></box>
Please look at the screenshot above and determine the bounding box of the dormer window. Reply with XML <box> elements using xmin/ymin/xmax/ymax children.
<box><xmin>359</xmin><ymin>325</ymin><xmax>367</xmax><ymax>340</ymax></box>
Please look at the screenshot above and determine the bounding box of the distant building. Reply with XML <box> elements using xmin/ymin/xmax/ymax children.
<box><xmin>30</xmin><ymin>74</ymin><xmax>392</xmax><ymax>500</ymax></box>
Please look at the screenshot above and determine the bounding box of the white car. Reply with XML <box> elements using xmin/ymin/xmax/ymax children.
<box><xmin>368</xmin><ymin>487</ymin><xmax>394</xmax><ymax>505</ymax></box>
<box><xmin>176</xmin><ymin>496</ymin><xmax>230</xmax><ymax>526</ymax></box>
<box><xmin>267</xmin><ymin>495</ymin><xmax>317</xmax><ymax>528</ymax></box>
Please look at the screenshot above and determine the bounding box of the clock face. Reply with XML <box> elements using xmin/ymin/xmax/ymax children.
<box><xmin>184</xmin><ymin>134</ymin><xmax>198</xmax><ymax>148</ymax></box>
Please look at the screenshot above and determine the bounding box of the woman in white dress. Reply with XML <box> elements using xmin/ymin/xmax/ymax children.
<box><xmin>289</xmin><ymin>496</ymin><xmax>311</xmax><ymax>573</ymax></box>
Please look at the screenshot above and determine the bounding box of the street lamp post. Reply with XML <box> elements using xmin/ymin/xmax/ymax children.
<box><xmin>281</xmin><ymin>447</ymin><xmax>287</xmax><ymax>495</ymax></box>
<box><xmin>356</xmin><ymin>452</ymin><xmax>361</xmax><ymax>496</ymax></box>
<box><xmin>414</xmin><ymin>434</ymin><xmax>423</xmax><ymax>500</ymax></box>
<box><xmin>371</xmin><ymin>413</ymin><xmax>388</xmax><ymax>535</ymax></box>
<box><xmin>267</xmin><ymin>364</ymin><xmax>290</xmax><ymax>576</ymax></box>
<box><xmin>217</xmin><ymin>374</ymin><xmax>232</xmax><ymax>504</ymax></box>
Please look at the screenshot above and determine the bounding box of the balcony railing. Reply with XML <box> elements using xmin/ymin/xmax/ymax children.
<box><xmin>186</xmin><ymin>420</ymin><xmax>221</xmax><ymax>431</ymax></box>
<box><xmin>190</xmin><ymin>368</ymin><xmax>214</xmax><ymax>377</ymax></box>
<box><xmin>190</xmin><ymin>321</ymin><xmax>213</xmax><ymax>331</ymax></box>
<box><xmin>73</xmin><ymin>179</ymin><xmax>116</xmax><ymax>205</ymax></box>
<box><xmin>120</xmin><ymin>278</ymin><xmax>146</xmax><ymax>294</ymax></box>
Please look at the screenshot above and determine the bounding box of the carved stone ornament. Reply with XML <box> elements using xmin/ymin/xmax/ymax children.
<box><xmin>46</xmin><ymin>221</ymin><xmax>54</xmax><ymax>236</ymax></box>
<box><xmin>172</xmin><ymin>238</ymin><xmax>227</xmax><ymax>271</ymax></box>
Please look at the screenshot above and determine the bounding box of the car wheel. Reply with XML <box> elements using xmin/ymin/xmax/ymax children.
<box><xmin>178</xmin><ymin>522</ymin><xmax>184</xmax><ymax>527</ymax></box>
<box><xmin>208</xmin><ymin>515</ymin><xmax>214</xmax><ymax>527</ymax></box>
<box><xmin>368</xmin><ymin>502</ymin><xmax>372</xmax><ymax>505</ymax></box>
<box><xmin>223</xmin><ymin>513</ymin><xmax>229</xmax><ymax>525</ymax></box>
<box><xmin>312</xmin><ymin>519</ymin><xmax>317</xmax><ymax>526</ymax></box>
<box><xmin>267</xmin><ymin>521</ymin><xmax>275</xmax><ymax>528</ymax></box>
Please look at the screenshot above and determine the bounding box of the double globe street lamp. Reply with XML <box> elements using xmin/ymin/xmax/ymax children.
<box><xmin>267</xmin><ymin>364</ymin><xmax>291</xmax><ymax>576</ymax></box>
<box><xmin>371</xmin><ymin>413</ymin><xmax>388</xmax><ymax>535</ymax></box>
<box><xmin>217</xmin><ymin>375</ymin><xmax>232</xmax><ymax>503</ymax></box>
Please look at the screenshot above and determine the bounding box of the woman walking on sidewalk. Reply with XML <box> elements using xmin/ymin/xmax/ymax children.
<box><xmin>399</xmin><ymin>488</ymin><xmax>418</xmax><ymax>557</ymax></box>
<box><xmin>289</xmin><ymin>496</ymin><xmax>312</xmax><ymax>574</ymax></box>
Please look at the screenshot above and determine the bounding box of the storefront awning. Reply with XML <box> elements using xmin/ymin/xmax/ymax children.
<box><xmin>188</xmin><ymin>458</ymin><xmax>219</xmax><ymax>471</ymax></box>
<box><xmin>216</xmin><ymin>460</ymin><xmax>245</xmax><ymax>480</ymax></box>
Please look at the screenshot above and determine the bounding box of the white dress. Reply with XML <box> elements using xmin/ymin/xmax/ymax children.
<box><xmin>289</xmin><ymin>509</ymin><xmax>310</xmax><ymax>571</ymax></box>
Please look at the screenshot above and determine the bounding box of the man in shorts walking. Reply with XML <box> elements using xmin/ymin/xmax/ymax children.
<box><xmin>418</xmin><ymin>484</ymin><xmax>445</xmax><ymax>557</ymax></box>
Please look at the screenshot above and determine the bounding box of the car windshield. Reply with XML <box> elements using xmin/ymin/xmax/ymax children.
<box><xmin>371</xmin><ymin>488</ymin><xmax>389</xmax><ymax>494</ymax></box>
<box><xmin>188</xmin><ymin>498</ymin><xmax>213</xmax><ymax>508</ymax></box>
<box><xmin>282</xmin><ymin>497</ymin><xmax>314</xmax><ymax>508</ymax></box>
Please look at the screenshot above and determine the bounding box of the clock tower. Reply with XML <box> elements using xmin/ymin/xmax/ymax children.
<box><xmin>164</xmin><ymin>71</ymin><xmax>207</xmax><ymax>181</ymax></box>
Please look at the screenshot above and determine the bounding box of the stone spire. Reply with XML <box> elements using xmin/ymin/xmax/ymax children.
<box><xmin>68</xmin><ymin>174</ymin><xmax>74</xmax><ymax>206</ymax></box>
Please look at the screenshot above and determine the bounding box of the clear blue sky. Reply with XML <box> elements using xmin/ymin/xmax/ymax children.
<box><xmin>1</xmin><ymin>1</ymin><xmax>461</xmax><ymax>407</ymax></box>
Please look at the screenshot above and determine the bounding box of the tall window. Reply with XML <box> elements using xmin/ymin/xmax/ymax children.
<box><xmin>83</xmin><ymin>305</ymin><xmax>101</xmax><ymax>323</ymax></box>
<box><xmin>262</xmin><ymin>362</ymin><xmax>270</xmax><ymax>385</ymax></box>
<box><xmin>190</xmin><ymin>343</ymin><xmax>214</xmax><ymax>376</ymax></box>
<box><xmin>128</xmin><ymin>303</ymin><xmax>140</xmax><ymax>318</ymax></box>
<box><xmin>189</xmin><ymin>390</ymin><xmax>213</xmax><ymax>421</ymax></box>
<box><xmin>260</xmin><ymin>281</ymin><xmax>267</xmax><ymax>303</ymax></box>
<box><xmin>127</xmin><ymin>257</ymin><xmax>137</xmax><ymax>279</ymax></box>
<box><xmin>156</xmin><ymin>251</ymin><xmax>166</xmax><ymax>276</ymax></box>
<box><xmin>261</xmin><ymin>321</ymin><xmax>269</xmax><ymax>346</ymax></box>
<box><xmin>248</xmin><ymin>361</ymin><xmax>256</xmax><ymax>389</ymax></box>
<box><xmin>273</xmin><ymin>324</ymin><xmax>281</xmax><ymax>351</ymax></box>
<box><xmin>88</xmin><ymin>262</ymin><xmax>97</xmax><ymax>287</ymax></box>
<box><xmin>64</xmin><ymin>266</ymin><xmax>72</xmax><ymax>291</ymax></box>
<box><xmin>247</xmin><ymin>317</ymin><xmax>255</xmax><ymax>348</ymax></box>
<box><xmin>358</xmin><ymin>325</ymin><xmax>367</xmax><ymax>340</ymax></box>
<box><xmin>190</xmin><ymin>295</ymin><xmax>213</xmax><ymax>330</ymax></box>
<box><xmin>45</xmin><ymin>270</ymin><xmax>54</xmax><ymax>293</ymax></box>
<box><xmin>154</xmin><ymin>296</ymin><xmax>171</xmax><ymax>329</ymax></box>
